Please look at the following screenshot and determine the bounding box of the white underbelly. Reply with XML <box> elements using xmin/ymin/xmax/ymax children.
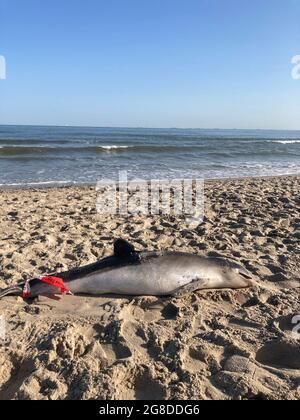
<box><xmin>69</xmin><ymin>262</ymin><xmax>196</xmax><ymax>296</ymax></box>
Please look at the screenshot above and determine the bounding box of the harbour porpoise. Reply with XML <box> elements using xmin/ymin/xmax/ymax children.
<box><xmin>0</xmin><ymin>239</ymin><xmax>254</xmax><ymax>299</ymax></box>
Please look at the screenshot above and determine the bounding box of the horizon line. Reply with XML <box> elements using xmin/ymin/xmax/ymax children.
<box><xmin>0</xmin><ymin>123</ymin><xmax>300</xmax><ymax>132</ymax></box>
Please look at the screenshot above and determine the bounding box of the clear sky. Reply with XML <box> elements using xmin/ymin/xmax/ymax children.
<box><xmin>0</xmin><ymin>0</ymin><xmax>299</xmax><ymax>129</ymax></box>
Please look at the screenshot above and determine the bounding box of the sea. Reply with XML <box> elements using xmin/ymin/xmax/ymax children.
<box><xmin>0</xmin><ymin>125</ymin><xmax>299</xmax><ymax>187</ymax></box>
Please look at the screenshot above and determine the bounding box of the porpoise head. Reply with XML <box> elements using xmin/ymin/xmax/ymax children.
<box><xmin>212</xmin><ymin>258</ymin><xmax>255</xmax><ymax>288</ymax></box>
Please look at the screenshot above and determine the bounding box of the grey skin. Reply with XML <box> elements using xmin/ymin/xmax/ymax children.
<box><xmin>0</xmin><ymin>239</ymin><xmax>254</xmax><ymax>299</ymax></box>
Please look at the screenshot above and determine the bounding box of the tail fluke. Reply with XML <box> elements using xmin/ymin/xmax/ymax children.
<box><xmin>0</xmin><ymin>284</ymin><xmax>23</xmax><ymax>299</ymax></box>
<box><xmin>0</xmin><ymin>276</ymin><xmax>71</xmax><ymax>300</ymax></box>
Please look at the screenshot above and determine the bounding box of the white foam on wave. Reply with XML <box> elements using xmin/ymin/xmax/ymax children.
<box><xmin>269</xmin><ymin>140</ymin><xmax>300</xmax><ymax>144</ymax></box>
<box><xmin>98</xmin><ymin>145</ymin><xmax>131</xmax><ymax>150</ymax></box>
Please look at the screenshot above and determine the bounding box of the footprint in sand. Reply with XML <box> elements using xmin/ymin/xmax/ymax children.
<box><xmin>256</xmin><ymin>340</ymin><xmax>300</xmax><ymax>370</ymax></box>
<box><xmin>91</xmin><ymin>322</ymin><xmax>132</xmax><ymax>365</ymax></box>
<box><xmin>100</xmin><ymin>342</ymin><xmax>132</xmax><ymax>365</ymax></box>
<box><xmin>274</xmin><ymin>314</ymin><xmax>298</xmax><ymax>337</ymax></box>
<box><xmin>181</xmin><ymin>343</ymin><xmax>222</xmax><ymax>373</ymax></box>
<box><xmin>16</xmin><ymin>369</ymin><xmax>68</xmax><ymax>400</ymax></box>
<box><xmin>119</xmin><ymin>320</ymin><xmax>148</xmax><ymax>359</ymax></box>
<box><xmin>0</xmin><ymin>352</ymin><xmax>35</xmax><ymax>400</ymax></box>
<box><xmin>133</xmin><ymin>371</ymin><xmax>167</xmax><ymax>400</ymax></box>
<box><xmin>181</xmin><ymin>346</ymin><xmax>208</xmax><ymax>373</ymax></box>
<box><xmin>114</xmin><ymin>368</ymin><xmax>167</xmax><ymax>400</ymax></box>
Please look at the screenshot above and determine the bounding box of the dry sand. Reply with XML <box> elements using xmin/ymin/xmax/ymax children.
<box><xmin>0</xmin><ymin>176</ymin><xmax>299</xmax><ymax>400</ymax></box>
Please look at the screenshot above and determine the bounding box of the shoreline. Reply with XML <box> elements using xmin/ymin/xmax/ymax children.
<box><xmin>0</xmin><ymin>173</ymin><xmax>299</xmax><ymax>191</ymax></box>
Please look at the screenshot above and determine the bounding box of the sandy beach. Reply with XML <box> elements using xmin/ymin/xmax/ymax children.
<box><xmin>0</xmin><ymin>175</ymin><xmax>299</xmax><ymax>400</ymax></box>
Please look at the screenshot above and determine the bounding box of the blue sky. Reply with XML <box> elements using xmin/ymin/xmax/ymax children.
<box><xmin>0</xmin><ymin>0</ymin><xmax>299</xmax><ymax>129</ymax></box>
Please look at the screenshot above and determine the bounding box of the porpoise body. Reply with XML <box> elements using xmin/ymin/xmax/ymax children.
<box><xmin>0</xmin><ymin>239</ymin><xmax>254</xmax><ymax>299</ymax></box>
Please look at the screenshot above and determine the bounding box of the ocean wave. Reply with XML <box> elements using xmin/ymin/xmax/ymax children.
<box><xmin>0</xmin><ymin>146</ymin><xmax>61</xmax><ymax>155</ymax></box>
<box><xmin>268</xmin><ymin>140</ymin><xmax>300</xmax><ymax>144</ymax></box>
<box><xmin>0</xmin><ymin>180</ymin><xmax>74</xmax><ymax>187</ymax></box>
<box><xmin>98</xmin><ymin>145</ymin><xmax>132</xmax><ymax>150</ymax></box>
<box><xmin>0</xmin><ymin>144</ymin><xmax>220</xmax><ymax>155</ymax></box>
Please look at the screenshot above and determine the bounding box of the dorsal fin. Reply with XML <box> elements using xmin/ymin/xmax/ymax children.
<box><xmin>114</xmin><ymin>239</ymin><xmax>135</xmax><ymax>259</ymax></box>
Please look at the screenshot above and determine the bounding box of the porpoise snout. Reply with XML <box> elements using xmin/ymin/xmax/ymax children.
<box><xmin>236</xmin><ymin>267</ymin><xmax>255</xmax><ymax>286</ymax></box>
<box><xmin>217</xmin><ymin>259</ymin><xmax>255</xmax><ymax>288</ymax></box>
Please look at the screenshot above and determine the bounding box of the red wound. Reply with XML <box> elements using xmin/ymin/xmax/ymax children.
<box><xmin>40</xmin><ymin>276</ymin><xmax>70</xmax><ymax>295</ymax></box>
<box><xmin>22</xmin><ymin>280</ymin><xmax>31</xmax><ymax>298</ymax></box>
